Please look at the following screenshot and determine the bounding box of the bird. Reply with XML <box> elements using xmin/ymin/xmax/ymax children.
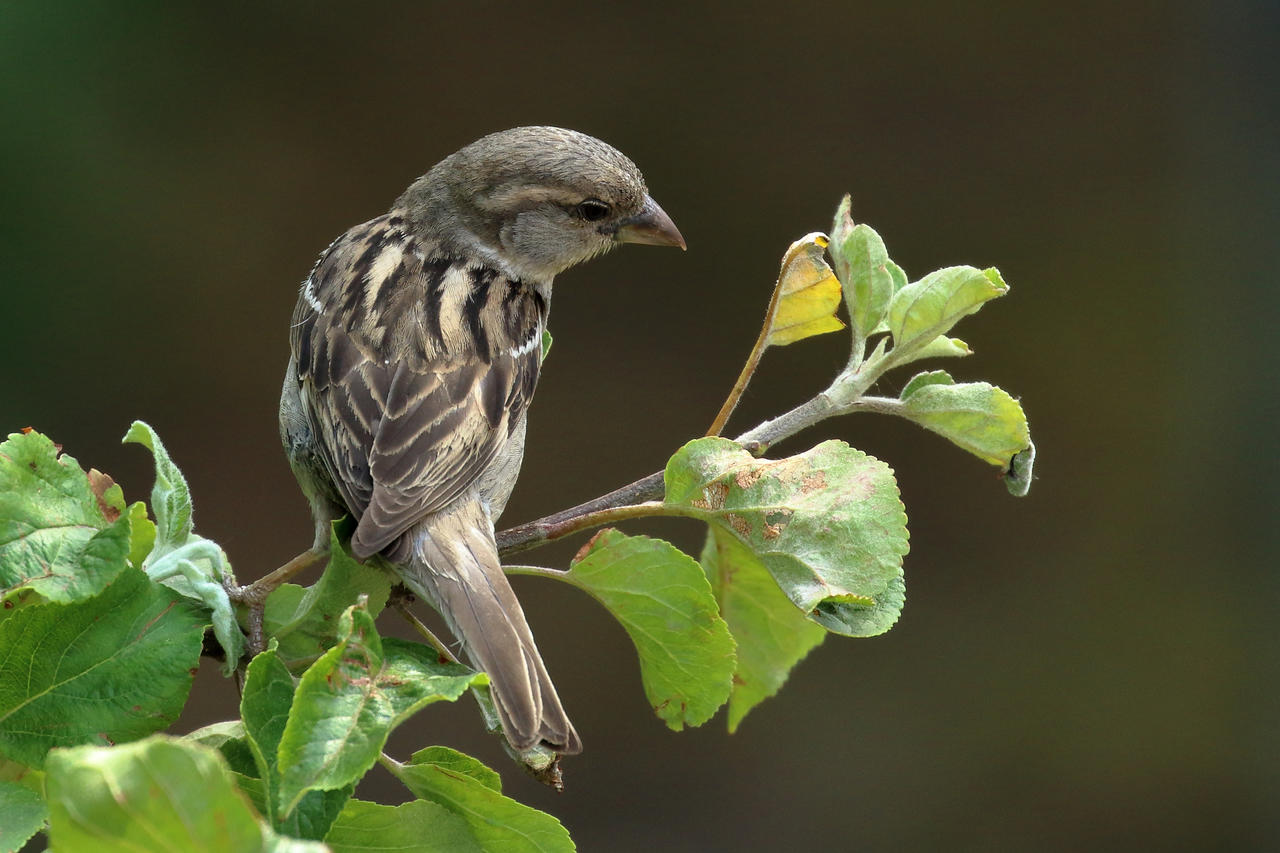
<box><xmin>278</xmin><ymin>126</ymin><xmax>685</xmax><ymax>754</ymax></box>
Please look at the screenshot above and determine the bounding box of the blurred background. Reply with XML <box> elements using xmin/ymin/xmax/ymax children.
<box><xmin>3</xmin><ymin>2</ymin><xmax>1275</xmax><ymax>850</ymax></box>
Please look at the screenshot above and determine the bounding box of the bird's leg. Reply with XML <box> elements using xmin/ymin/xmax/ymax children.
<box><xmin>224</xmin><ymin>547</ymin><xmax>329</xmax><ymax>655</ymax></box>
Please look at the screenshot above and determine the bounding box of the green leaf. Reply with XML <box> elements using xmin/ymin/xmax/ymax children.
<box><xmin>389</xmin><ymin>751</ymin><xmax>574</xmax><ymax>853</ymax></box>
<box><xmin>888</xmin><ymin>266</ymin><xmax>1007</xmax><ymax>353</ymax></box>
<box><xmin>284</xmin><ymin>785</ymin><xmax>357</xmax><ymax>843</ymax></box>
<box><xmin>126</xmin><ymin>500</ymin><xmax>157</xmax><ymax>567</ymax></box>
<box><xmin>0</xmin><ymin>779</ymin><xmax>47</xmax><ymax>852</ymax></box>
<box><xmin>276</xmin><ymin>603</ymin><xmax>480</xmax><ymax>817</ymax></box>
<box><xmin>264</xmin><ymin>526</ymin><xmax>392</xmax><ymax>672</ymax></box>
<box><xmin>185</xmin><ymin>719</ymin><xmax>248</xmax><ymax>750</ymax></box>
<box><xmin>222</xmin><ymin>738</ymin><xmax>262</xmax><ymax>779</ymax></box>
<box><xmin>378</xmin><ymin>639</ymin><xmax>484</xmax><ymax>723</ymax></box>
<box><xmin>565</xmin><ymin>529</ymin><xmax>735</xmax><ymax>730</ymax></box>
<box><xmin>898</xmin><ymin>380</ymin><xmax>1031</xmax><ymax>468</ymax></box>
<box><xmin>900</xmin><ymin>369</ymin><xmax>956</xmax><ymax>400</ymax></box>
<box><xmin>0</xmin><ymin>756</ymin><xmax>44</xmax><ymax>788</ymax></box>
<box><xmin>241</xmin><ymin>646</ymin><xmax>296</xmax><ymax>817</ymax></box>
<box><xmin>0</xmin><ymin>430</ymin><xmax>131</xmax><ymax>603</ymax></box>
<box><xmin>186</xmin><ymin>720</ymin><xmax>261</xmax><ymax>781</ymax></box>
<box><xmin>45</xmin><ymin>736</ymin><xmax>272</xmax><ymax>853</ymax></box>
<box><xmin>665</xmin><ymin>437</ymin><xmax>908</xmax><ymax>637</ymax></box>
<box><xmin>326</xmin><ymin>798</ymin><xmax>482</xmax><ymax>853</ymax></box>
<box><xmin>911</xmin><ymin>335</ymin><xmax>972</xmax><ymax>360</ymax></box>
<box><xmin>263</xmin><ymin>833</ymin><xmax>331</xmax><ymax>852</ymax></box>
<box><xmin>886</xmin><ymin>259</ymin><xmax>908</xmax><ymax>293</ymax></box>
<box><xmin>231</xmin><ymin>770</ymin><xmax>270</xmax><ymax>818</ymax></box>
<box><xmin>408</xmin><ymin>746</ymin><xmax>502</xmax><ymax>793</ymax></box>
<box><xmin>0</xmin><ymin>568</ymin><xmax>204</xmax><ymax>768</ymax></box>
<box><xmin>828</xmin><ymin>196</ymin><xmax>896</xmax><ymax>338</ymax></box>
<box><xmin>540</xmin><ymin>327</ymin><xmax>553</xmax><ymax>364</ymax></box>
<box><xmin>765</xmin><ymin>233</ymin><xmax>846</xmax><ymax>346</ymax></box>
<box><xmin>221</xmin><ymin>649</ymin><xmax>360</xmax><ymax>841</ymax></box>
<box><xmin>700</xmin><ymin>526</ymin><xmax>826</xmax><ymax>732</ymax></box>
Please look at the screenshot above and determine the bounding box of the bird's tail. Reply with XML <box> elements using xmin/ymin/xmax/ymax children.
<box><xmin>395</xmin><ymin>500</ymin><xmax>581</xmax><ymax>754</ymax></box>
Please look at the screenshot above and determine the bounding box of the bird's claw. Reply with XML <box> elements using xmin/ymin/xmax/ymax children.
<box><xmin>223</xmin><ymin>576</ymin><xmax>269</xmax><ymax>656</ymax></box>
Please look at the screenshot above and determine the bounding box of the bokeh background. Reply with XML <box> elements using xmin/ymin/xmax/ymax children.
<box><xmin>4</xmin><ymin>2</ymin><xmax>1275</xmax><ymax>850</ymax></box>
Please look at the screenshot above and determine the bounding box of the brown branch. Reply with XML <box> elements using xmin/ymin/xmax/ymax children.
<box><xmin>495</xmin><ymin>389</ymin><xmax>850</xmax><ymax>557</ymax></box>
<box><xmin>496</xmin><ymin>479</ymin><xmax>666</xmax><ymax>555</ymax></box>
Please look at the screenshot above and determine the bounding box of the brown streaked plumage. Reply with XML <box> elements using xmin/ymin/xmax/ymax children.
<box><xmin>279</xmin><ymin>127</ymin><xmax>684</xmax><ymax>754</ymax></box>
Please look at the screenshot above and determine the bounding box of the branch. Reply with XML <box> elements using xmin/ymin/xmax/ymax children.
<box><xmin>496</xmin><ymin>367</ymin><xmax>875</xmax><ymax>556</ymax></box>
<box><xmin>497</xmin><ymin>501</ymin><xmax>668</xmax><ymax>556</ymax></box>
<box><xmin>704</xmin><ymin>280</ymin><xmax>780</xmax><ymax>438</ymax></box>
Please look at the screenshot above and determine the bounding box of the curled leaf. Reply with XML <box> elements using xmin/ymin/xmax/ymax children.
<box><xmin>123</xmin><ymin>420</ymin><xmax>243</xmax><ymax>671</ymax></box>
<box><xmin>912</xmin><ymin>335</ymin><xmax>972</xmax><ymax>361</ymax></box>
<box><xmin>900</xmin><ymin>369</ymin><xmax>956</xmax><ymax>400</ymax></box>
<box><xmin>828</xmin><ymin>197</ymin><xmax>896</xmax><ymax>338</ymax></box>
<box><xmin>766</xmin><ymin>233</ymin><xmax>846</xmax><ymax>346</ymax></box>
<box><xmin>1005</xmin><ymin>439</ymin><xmax>1036</xmax><ymax>497</ymax></box>
<box><xmin>121</xmin><ymin>421</ymin><xmax>194</xmax><ymax>557</ymax></box>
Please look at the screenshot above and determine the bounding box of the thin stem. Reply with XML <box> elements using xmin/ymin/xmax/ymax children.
<box><xmin>497</xmin><ymin>500</ymin><xmax>667</xmax><ymax>556</ymax></box>
<box><xmin>707</xmin><ymin>242</ymin><xmax>800</xmax><ymax>437</ymax></box>
<box><xmin>225</xmin><ymin>546</ymin><xmax>328</xmax><ymax>655</ymax></box>
<box><xmin>849</xmin><ymin>326</ymin><xmax>867</xmax><ymax>375</ymax></box>
<box><xmin>706</xmin><ymin>316</ymin><xmax>775</xmax><ymax>438</ymax></box>
<box><xmin>732</xmin><ymin>390</ymin><xmax>840</xmax><ymax>449</ymax></box>
<box><xmin>503</xmin><ymin>564</ymin><xmax>571</xmax><ymax>580</ymax></box>
<box><xmin>377</xmin><ymin>752</ymin><xmax>403</xmax><ymax>774</ymax></box>
<box><xmin>394</xmin><ymin>602</ymin><xmax>459</xmax><ymax>664</ymax></box>
<box><xmin>845</xmin><ymin>396</ymin><xmax>904</xmax><ymax>417</ymax></box>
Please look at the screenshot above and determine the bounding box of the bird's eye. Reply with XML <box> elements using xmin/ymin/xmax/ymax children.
<box><xmin>575</xmin><ymin>199</ymin><xmax>611</xmax><ymax>222</ymax></box>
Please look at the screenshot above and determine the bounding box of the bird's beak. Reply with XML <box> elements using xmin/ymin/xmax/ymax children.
<box><xmin>614</xmin><ymin>195</ymin><xmax>686</xmax><ymax>250</ymax></box>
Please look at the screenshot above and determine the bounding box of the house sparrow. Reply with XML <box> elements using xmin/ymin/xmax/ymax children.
<box><xmin>279</xmin><ymin>126</ymin><xmax>685</xmax><ymax>754</ymax></box>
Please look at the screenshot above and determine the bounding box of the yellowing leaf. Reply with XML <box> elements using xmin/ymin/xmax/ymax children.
<box><xmin>766</xmin><ymin>233</ymin><xmax>846</xmax><ymax>346</ymax></box>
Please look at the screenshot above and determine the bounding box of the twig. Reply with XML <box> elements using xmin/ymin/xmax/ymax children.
<box><xmin>496</xmin><ymin>373</ymin><xmax>873</xmax><ymax>556</ymax></box>
<box><xmin>503</xmin><ymin>564</ymin><xmax>571</xmax><ymax>580</ymax></box>
<box><xmin>494</xmin><ymin>489</ymin><xmax>665</xmax><ymax>555</ymax></box>
<box><xmin>394</xmin><ymin>601</ymin><xmax>459</xmax><ymax>664</ymax></box>
<box><xmin>225</xmin><ymin>546</ymin><xmax>328</xmax><ymax>655</ymax></box>
<box><xmin>705</xmin><ymin>289</ymin><xmax>780</xmax><ymax>438</ymax></box>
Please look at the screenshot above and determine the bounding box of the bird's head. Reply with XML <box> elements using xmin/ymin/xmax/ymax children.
<box><xmin>399</xmin><ymin>126</ymin><xmax>685</xmax><ymax>282</ymax></box>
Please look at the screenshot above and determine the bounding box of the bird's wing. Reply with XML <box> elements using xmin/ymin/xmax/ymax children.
<box><xmin>291</xmin><ymin>216</ymin><xmax>542</xmax><ymax>558</ymax></box>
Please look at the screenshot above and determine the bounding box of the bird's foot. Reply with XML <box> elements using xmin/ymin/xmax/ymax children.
<box><xmin>224</xmin><ymin>547</ymin><xmax>329</xmax><ymax>656</ymax></box>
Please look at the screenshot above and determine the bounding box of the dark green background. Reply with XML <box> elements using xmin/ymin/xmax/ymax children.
<box><xmin>4</xmin><ymin>3</ymin><xmax>1275</xmax><ymax>850</ymax></box>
